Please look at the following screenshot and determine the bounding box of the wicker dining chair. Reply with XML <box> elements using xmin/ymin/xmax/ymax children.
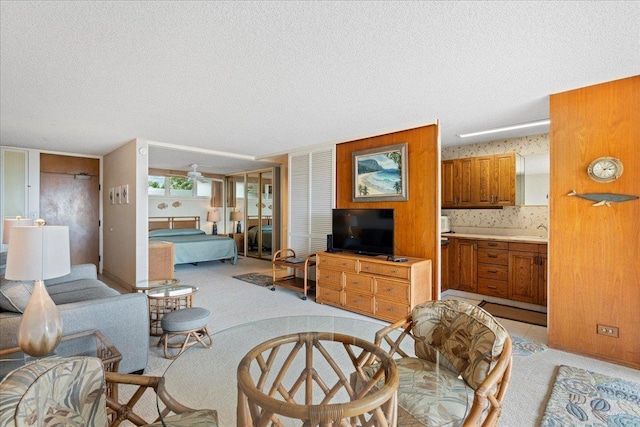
<box><xmin>366</xmin><ymin>299</ymin><xmax>513</xmax><ymax>427</ymax></box>
<box><xmin>0</xmin><ymin>356</ymin><xmax>218</xmax><ymax>427</ymax></box>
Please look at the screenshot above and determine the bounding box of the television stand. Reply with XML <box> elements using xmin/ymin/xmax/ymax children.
<box><xmin>316</xmin><ymin>251</ymin><xmax>432</xmax><ymax>322</ymax></box>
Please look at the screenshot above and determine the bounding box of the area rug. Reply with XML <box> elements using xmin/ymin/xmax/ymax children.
<box><xmin>540</xmin><ymin>365</ymin><xmax>640</xmax><ymax>426</ymax></box>
<box><xmin>478</xmin><ymin>300</ymin><xmax>547</xmax><ymax>327</ymax></box>
<box><xmin>232</xmin><ymin>272</ymin><xmax>273</xmax><ymax>287</ymax></box>
<box><xmin>511</xmin><ymin>335</ymin><xmax>548</xmax><ymax>357</ymax></box>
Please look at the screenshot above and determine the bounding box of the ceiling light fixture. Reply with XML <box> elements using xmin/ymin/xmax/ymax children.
<box><xmin>458</xmin><ymin>119</ymin><xmax>550</xmax><ymax>138</ymax></box>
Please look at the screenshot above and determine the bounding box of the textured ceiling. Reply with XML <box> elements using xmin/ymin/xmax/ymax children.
<box><xmin>1</xmin><ymin>1</ymin><xmax>638</xmax><ymax>173</ymax></box>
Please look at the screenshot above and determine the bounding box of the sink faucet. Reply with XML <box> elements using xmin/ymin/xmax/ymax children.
<box><xmin>537</xmin><ymin>224</ymin><xmax>548</xmax><ymax>232</ymax></box>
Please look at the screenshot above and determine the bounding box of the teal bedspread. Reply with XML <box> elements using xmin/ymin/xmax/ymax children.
<box><xmin>149</xmin><ymin>228</ymin><xmax>237</xmax><ymax>265</ymax></box>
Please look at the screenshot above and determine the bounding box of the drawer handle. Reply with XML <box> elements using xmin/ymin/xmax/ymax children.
<box><xmin>488</xmin><ymin>269</ymin><xmax>498</xmax><ymax>273</ymax></box>
<box><xmin>391</xmin><ymin>269</ymin><xmax>398</xmax><ymax>274</ymax></box>
<box><xmin>363</xmin><ymin>266</ymin><xmax>371</xmax><ymax>270</ymax></box>
<box><xmin>488</xmin><ymin>285</ymin><xmax>497</xmax><ymax>289</ymax></box>
<box><xmin>488</xmin><ymin>242</ymin><xmax>498</xmax><ymax>246</ymax></box>
<box><xmin>488</xmin><ymin>254</ymin><xmax>498</xmax><ymax>258</ymax></box>
<box><xmin>387</xmin><ymin>288</ymin><xmax>394</xmax><ymax>292</ymax></box>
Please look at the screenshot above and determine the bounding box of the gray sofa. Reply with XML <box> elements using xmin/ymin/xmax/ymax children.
<box><xmin>0</xmin><ymin>263</ymin><xmax>149</xmax><ymax>374</ymax></box>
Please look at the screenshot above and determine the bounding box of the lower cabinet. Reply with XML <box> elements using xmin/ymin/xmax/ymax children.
<box><xmin>447</xmin><ymin>237</ymin><xmax>547</xmax><ymax>305</ymax></box>
<box><xmin>450</xmin><ymin>239</ymin><xmax>477</xmax><ymax>293</ymax></box>
<box><xmin>508</xmin><ymin>242</ymin><xmax>548</xmax><ymax>305</ymax></box>
<box><xmin>316</xmin><ymin>252</ymin><xmax>432</xmax><ymax>322</ymax></box>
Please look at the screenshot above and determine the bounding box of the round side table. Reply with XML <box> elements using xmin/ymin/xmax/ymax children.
<box><xmin>145</xmin><ymin>285</ymin><xmax>199</xmax><ymax>336</ymax></box>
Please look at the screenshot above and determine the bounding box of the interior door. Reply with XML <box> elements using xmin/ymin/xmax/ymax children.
<box><xmin>39</xmin><ymin>154</ymin><xmax>100</xmax><ymax>267</ymax></box>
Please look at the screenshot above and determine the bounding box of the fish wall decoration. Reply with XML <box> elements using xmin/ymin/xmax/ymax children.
<box><xmin>568</xmin><ymin>190</ymin><xmax>639</xmax><ymax>207</ymax></box>
<box><xmin>157</xmin><ymin>202</ymin><xmax>168</xmax><ymax>210</ymax></box>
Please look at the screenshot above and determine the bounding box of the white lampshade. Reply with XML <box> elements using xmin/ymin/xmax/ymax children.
<box><xmin>6</xmin><ymin>225</ymin><xmax>71</xmax><ymax>280</ymax></box>
<box><xmin>230</xmin><ymin>211</ymin><xmax>243</xmax><ymax>222</ymax></box>
<box><xmin>207</xmin><ymin>211</ymin><xmax>221</xmax><ymax>222</ymax></box>
<box><xmin>2</xmin><ymin>217</ymin><xmax>33</xmax><ymax>245</ymax></box>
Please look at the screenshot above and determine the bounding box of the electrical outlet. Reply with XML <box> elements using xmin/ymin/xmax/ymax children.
<box><xmin>596</xmin><ymin>324</ymin><xmax>620</xmax><ymax>338</ymax></box>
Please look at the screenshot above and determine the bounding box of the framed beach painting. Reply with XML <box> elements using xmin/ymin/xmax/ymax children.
<box><xmin>352</xmin><ymin>142</ymin><xmax>408</xmax><ymax>202</ymax></box>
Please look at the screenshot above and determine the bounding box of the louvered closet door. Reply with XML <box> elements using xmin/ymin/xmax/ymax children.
<box><xmin>289</xmin><ymin>148</ymin><xmax>334</xmax><ymax>262</ymax></box>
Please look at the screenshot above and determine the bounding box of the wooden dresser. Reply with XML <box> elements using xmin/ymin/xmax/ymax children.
<box><xmin>148</xmin><ymin>240</ymin><xmax>175</xmax><ymax>280</ymax></box>
<box><xmin>316</xmin><ymin>252</ymin><xmax>432</xmax><ymax>322</ymax></box>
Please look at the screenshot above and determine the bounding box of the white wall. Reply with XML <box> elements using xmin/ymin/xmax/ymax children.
<box><xmin>103</xmin><ymin>139</ymin><xmax>147</xmax><ymax>286</ymax></box>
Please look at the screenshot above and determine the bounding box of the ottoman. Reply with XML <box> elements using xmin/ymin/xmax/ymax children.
<box><xmin>158</xmin><ymin>307</ymin><xmax>212</xmax><ymax>359</ymax></box>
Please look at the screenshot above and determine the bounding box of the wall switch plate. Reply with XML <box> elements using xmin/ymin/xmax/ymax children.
<box><xmin>596</xmin><ymin>324</ymin><xmax>620</xmax><ymax>338</ymax></box>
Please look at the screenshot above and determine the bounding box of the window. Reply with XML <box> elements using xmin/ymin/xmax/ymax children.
<box><xmin>148</xmin><ymin>175</ymin><xmax>211</xmax><ymax>198</ymax></box>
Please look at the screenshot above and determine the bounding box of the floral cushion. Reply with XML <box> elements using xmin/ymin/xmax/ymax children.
<box><xmin>145</xmin><ymin>409</ymin><xmax>219</xmax><ymax>426</ymax></box>
<box><xmin>0</xmin><ymin>356</ymin><xmax>108</xmax><ymax>427</ymax></box>
<box><xmin>411</xmin><ymin>299</ymin><xmax>509</xmax><ymax>390</ymax></box>
<box><xmin>358</xmin><ymin>357</ymin><xmax>473</xmax><ymax>427</ymax></box>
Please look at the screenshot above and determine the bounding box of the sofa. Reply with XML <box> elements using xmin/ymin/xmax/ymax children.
<box><xmin>0</xmin><ymin>262</ymin><xmax>149</xmax><ymax>374</ymax></box>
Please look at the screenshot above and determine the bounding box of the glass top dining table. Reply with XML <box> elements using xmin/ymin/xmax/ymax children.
<box><xmin>158</xmin><ymin>315</ymin><xmax>399</xmax><ymax>425</ymax></box>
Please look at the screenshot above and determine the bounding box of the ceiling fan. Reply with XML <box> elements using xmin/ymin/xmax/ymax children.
<box><xmin>168</xmin><ymin>163</ymin><xmax>207</xmax><ymax>183</ymax></box>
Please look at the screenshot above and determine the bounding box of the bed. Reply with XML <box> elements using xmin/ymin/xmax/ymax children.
<box><xmin>149</xmin><ymin>216</ymin><xmax>238</xmax><ymax>265</ymax></box>
<box><xmin>247</xmin><ymin>224</ymin><xmax>272</xmax><ymax>251</ymax></box>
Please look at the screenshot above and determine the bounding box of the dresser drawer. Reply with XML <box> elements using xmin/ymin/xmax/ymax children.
<box><xmin>317</xmin><ymin>286</ymin><xmax>342</xmax><ymax>306</ymax></box>
<box><xmin>375</xmin><ymin>278</ymin><xmax>410</xmax><ymax>304</ymax></box>
<box><xmin>376</xmin><ymin>298</ymin><xmax>410</xmax><ymax>321</ymax></box>
<box><xmin>317</xmin><ymin>268</ymin><xmax>342</xmax><ymax>287</ymax></box>
<box><xmin>344</xmin><ymin>273</ymin><xmax>374</xmax><ymax>293</ymax></box>
<box><xmin>478</xmin><ymin>278</ymin><xmax>508</xmax><ymax>298</ymax></box>
<box><xmin>477</xmin><ymin>249</ymin><xmax>508</xmax><ymax>265</ymax></box>
<box><xmin>345</xmin><ymin>292</ymin><xmax>374</xmax><ymax>315</ymax></box>
<box><xmin>477</xmin><ymin>264</ymin><xmax>508</xmax><ymax>281</ymax></box>
<box><xmin>359</xmin><ymin>262</ymin><xmax>410</xmax><ymax>280</ymax></box>
<box><xmin>319</xmin><ymin>256</ymin><xmax>357</xmax><ymax>272</ymax></box>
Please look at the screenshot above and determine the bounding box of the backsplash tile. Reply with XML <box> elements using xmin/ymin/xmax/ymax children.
<box><xmin>441</xmin><ymin>133</ymin><xmax>549</xmax><ymax>232</ymax></box>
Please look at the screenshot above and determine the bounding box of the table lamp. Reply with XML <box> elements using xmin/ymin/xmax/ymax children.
<box><xmin>207</xmin><ymin>210</ymin><xmax>221</xmax><ymax>235</ymax></box>
<box><xmin>230</xmin><ymin>211</ymin><xmax>243</xmax><ymax>233</ymax></box>
<box><xmin>5</xmin><ymin>220</ymin><xmax>70</xmax><ymax>357</ymax></box>
<box><xmin>2</xmin><ymin>216</ymin><xmax>33</xmax><ymax>245</ymax></box>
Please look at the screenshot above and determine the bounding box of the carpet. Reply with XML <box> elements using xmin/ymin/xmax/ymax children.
<box><xmin>232</xmin><ymin>272</ymin><xmax>273</xmax><ymax>287</ymax></box>
<box><xmin>478</xmin><ymin>300</ymin><xmax>547</xmax><ymax>327</ymax></box>
<box><xmin>511</xmin><ymin>336</ymin><xmax>548</xmax><ymax>357</ymax></box>
<box><xmin>540</xmin><ymin>365</ymin><xmax>640</xmax><ymax>426</ymax></box>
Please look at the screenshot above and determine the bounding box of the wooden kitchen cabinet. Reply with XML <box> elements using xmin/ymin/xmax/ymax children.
<box><xmin>442</xmin><ymin>158</ymin><xmax>473</xmax><ymax>207</ymax></box>
<box><xmin>442</xmin><ymin>153</ymin><xmax>522</xmax><ymax>208</ymax></box>
<box><xmin>508</xmin><ymin>242</ymin><xmax>547</xmax><ymax>305</ymax></box>
<box><xmin>447</xmin><ymin>237</ymin><xmax>547</xmax><ymax>305</ymax></box>
<box><xmin>316</xmin><ymin>252</ymin><xmax>432</xmax><ymax>322</ymax></box>
<box><xmin>450</xmin><ymin>238</ymin><xmax>477</xmax><ymax>293</ymax></box>
<box><xmin>440</xmin><ymin>241</ymin><xmax>450</xmax><ymax>292</ymax></box>
<box><xmin>477</xmin><ymin>240</ymin><xmax>509</xmax><ymax>298</ymax></box>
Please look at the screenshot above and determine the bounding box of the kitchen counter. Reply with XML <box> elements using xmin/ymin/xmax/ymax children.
<box><xmin>442</xmin><ymin>227</ymin><xmax>548</xmax><ymax>244</ymax></box>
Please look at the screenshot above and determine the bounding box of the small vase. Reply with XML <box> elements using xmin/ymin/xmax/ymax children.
<box><xmin>18</xmin><ymin>280</ymin><xmax>63</xmax><ymax>357</ymax></box>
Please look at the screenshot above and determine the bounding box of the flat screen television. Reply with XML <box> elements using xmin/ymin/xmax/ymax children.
<box><xmin>331</xmin><ymin>208</ymin><xmax>394</xmax><ymax>256</ymax></box>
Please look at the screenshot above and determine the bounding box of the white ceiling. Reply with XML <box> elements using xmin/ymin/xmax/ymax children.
<box><xmin>1</xmin><ymin>1</ymin><xmax>638</xmax><ymax>174</ymax></box>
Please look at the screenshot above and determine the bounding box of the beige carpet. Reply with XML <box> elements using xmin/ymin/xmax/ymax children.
<box><xmin>479</xmin><ymin>300</ymin><xmax>547</xmax><ymax>327</ymax></box>
<box><xmin>119</xmin><ymin>257</ymin><xmax>639</xmax><ymax>427</ymax></box>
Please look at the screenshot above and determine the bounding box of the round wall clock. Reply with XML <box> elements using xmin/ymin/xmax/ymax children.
<box><xmin>587</xmin><ymin>157</ymin><xmax>623</xmax><ymax>183</ymax></box>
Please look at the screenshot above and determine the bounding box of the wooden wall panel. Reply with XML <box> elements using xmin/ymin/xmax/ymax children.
<box><xmin>335</xmin><ymin>125</ymin><xmax>440</xmax><ymax>298</ymax></box>
<box><xmin>549</xmin><ymin>75</ymin><xmax>639</xmax><ymax>368</ymax></box>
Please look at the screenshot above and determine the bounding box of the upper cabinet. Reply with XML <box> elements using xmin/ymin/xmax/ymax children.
<box><xmin>442</xmin><ymin>153</ymin><xmax>523</xmax><ymax>208</ymax></box>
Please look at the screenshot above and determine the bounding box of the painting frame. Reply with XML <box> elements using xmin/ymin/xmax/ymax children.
<box><xmin>352</xmin><ymin>142</ymin><xmax>408</xmax><ymax>202</ymax></box>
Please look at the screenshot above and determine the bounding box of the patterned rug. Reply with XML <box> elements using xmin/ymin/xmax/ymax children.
<box><xmin>232</xmin><ymin>272</ymin><xmax>273</xmax><ymax>287</ymax></box>
<box><xmin>511</xmin><ymin>336</ymin><xmax>548</xmax><ymax>357</ymax></box>
<box><xmin>540</xmin><ymin>365</ymin><xmax>640</xmax><ymax>426</ymax></box>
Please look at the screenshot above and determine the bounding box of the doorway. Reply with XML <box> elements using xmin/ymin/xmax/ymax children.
<box><xmin>39</xmin><ymin>153</ymin><xmax>100</xmax><ymax>266</ymax></box>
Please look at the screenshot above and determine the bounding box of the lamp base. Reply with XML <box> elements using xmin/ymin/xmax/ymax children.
<box><xmin>212</xmin><ymin>223</ymin><xmax>218</xmax><ymax>235</ymax></box>
<box><xmin>18</xmin><ymin>280</ymin><xmax>63</xmax><ymax>357</ymax></box>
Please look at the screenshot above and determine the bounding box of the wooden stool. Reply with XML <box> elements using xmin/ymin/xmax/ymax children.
<box><xmin>158</xmin><ymin>307</ymin><xmax>212</xmax><ymax>359</ymax></box>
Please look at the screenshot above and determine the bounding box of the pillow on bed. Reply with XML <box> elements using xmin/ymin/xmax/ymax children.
<box><xmin>149</xmin><ymin>228</ymin><xmax>205</xmax><ymax>238</ymax></box>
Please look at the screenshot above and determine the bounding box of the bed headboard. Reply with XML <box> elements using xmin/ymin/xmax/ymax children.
<box><xmin>149</xmin><ymin>216</ymin><xmax>201</xmax><ymax>231</ymax></box>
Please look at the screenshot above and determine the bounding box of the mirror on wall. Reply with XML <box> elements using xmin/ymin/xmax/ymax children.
<box><xmin>523</xmin><ymin>153</ymin><xmax>549</xmax><ymax>206</ymax></box>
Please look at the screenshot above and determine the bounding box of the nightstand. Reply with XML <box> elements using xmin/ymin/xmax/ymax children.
<box><xmin>228</xmin><ymin>233</ymin><xmax>244</xmax><ymax>254</ymax></box>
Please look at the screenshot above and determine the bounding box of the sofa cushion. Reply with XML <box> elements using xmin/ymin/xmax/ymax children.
<box><xmin>0</xmin><ymin>269</ymin><xmax>32</xmax><ymax>313</ymax></box>
<box><xmin>48</xmin><ymin>279</ymin><xmax>118</xmax><ymax>305</ymax></box>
